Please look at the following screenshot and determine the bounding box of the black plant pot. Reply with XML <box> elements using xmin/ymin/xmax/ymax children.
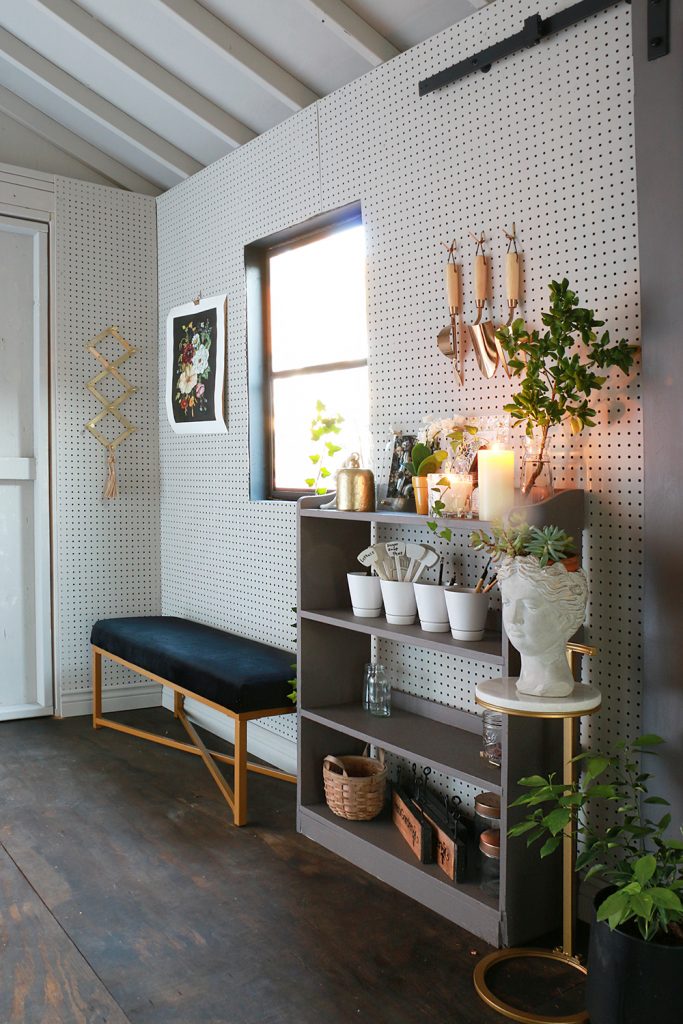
<box><xmin>586</xmin><ymin>892</ymin><xmax>683</xmax><ymax>1023</ymax></box>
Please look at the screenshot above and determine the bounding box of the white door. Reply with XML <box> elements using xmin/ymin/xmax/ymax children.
<box><xmin>0</xmin><ymin>215</ymin><xmax>52</xmax><ymax>718</ymax></box>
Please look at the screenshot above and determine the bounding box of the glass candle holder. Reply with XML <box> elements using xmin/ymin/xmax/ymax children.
<box><xmin>427</xmin><ymin>472</ymin><xmax>473</xmax><ymax>516</ymax></box>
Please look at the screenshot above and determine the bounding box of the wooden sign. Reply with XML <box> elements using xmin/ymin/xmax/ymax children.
<box><xmin>392</xmin><ymin>786</ymin><xmax>433</xmax><ymax>864</ymax></box>
<box><xmin>420</xmin><ymin>808</ymin><xmax>465</xmax><ymax>882</ymax></box>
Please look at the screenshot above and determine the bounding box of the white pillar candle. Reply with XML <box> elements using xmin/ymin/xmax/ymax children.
<box><xmin>478</xmin><ymin>447</ymin><xmax>515</xmax><ymax>521</ymax></box>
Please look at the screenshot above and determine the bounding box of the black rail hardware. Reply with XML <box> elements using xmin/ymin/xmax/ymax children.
<box><xmin>419</xmin><ymin>0</ymin><xmax>632</xmax><ymax>96</ymax></box>
<box><xmin>648</xmin><ymin>0</ymin><xmax>670</xmax><ymax>61</ymax></box>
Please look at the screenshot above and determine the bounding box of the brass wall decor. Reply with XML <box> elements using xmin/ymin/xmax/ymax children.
<box><xmin>84</xmin><ymin>326</ymin><xmax>137</xmax><ymax>499</ymax></box>
<box><xmin>336</xmin><ymin>452</ymin><xmax>375</xmax><ymax>511</ymax></box>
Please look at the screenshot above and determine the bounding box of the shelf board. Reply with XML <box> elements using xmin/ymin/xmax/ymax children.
<box><xmin>302</xmin><ymin>703</ymin><xmax>501</xmax><ymax>791</ymax></box>
<box><xmin>299</xmin><ymin>608</ymin><xmax>504</xmax><ymax>664</ymax></box>
<box><xmin>300</xmin><ymin>506</ymin><xmax>491</xmax><ymax>528</ymax></box>
<box><xmin>299</xmin><ymin>803</ymin><xmax>500</xmax><ymax>943</ymax></box>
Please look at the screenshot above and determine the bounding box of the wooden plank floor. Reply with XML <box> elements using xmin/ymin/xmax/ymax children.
<box><xmin>0</xmin><ymin>710</ymin><xmax>581</xmax><ymax>1024</ymax></box>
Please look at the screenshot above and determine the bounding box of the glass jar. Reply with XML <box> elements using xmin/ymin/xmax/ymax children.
<box><xmin>474</xmin><ymin>791</ymin><xmax>501</xmax><ymax>842</ymax></box>
<box><xmin>481</xmin><ymin>710</ymin><xmax>503</xmax><ymax>767</ymax></box>
<box><xmin>363</xmin><ymin>663</ymin><xmax>391</xmax><ymax>717</ymax></box>
<box><xmin>520</xmin><ymin>432</ymin><xmax>554</xmax><ymax>504</ymax></box>
<box><xmin>479</xmin><ymin>828</ymin><xmax>500</xmax><ymax>898</ymax></box>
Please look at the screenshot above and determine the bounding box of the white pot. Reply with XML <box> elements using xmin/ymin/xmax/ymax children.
<box><xmin>444</xmin><ymin>587</ymin><xmax>489</xmax><ymax>641</ymax></box>
<box><xmin>347</xmin><ymin>572</ymin><xmax>383</xmax><ymax>618</ymax></box>
<box><xmin>413</xmin><ymin>581</ymin><xmax>449</xmax><ymax>633</ymax></box>
<box><xmin>380</xmin><ymin>579</ymin><xmax>417</xmax><ymax>625</ymax></box>
<box><xmin>498</xmin><ymin>555</ymin><xmax>589</xmax><ymax>698</ymax></box>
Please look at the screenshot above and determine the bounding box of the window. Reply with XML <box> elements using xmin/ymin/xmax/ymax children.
<box><xmin>246</xmin><ymin>205</ymin><xmax>369</xmax><ymax>500</ymax></box>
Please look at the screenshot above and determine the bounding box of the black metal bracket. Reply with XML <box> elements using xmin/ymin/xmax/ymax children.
<box><xmin>647</xmin><ymin>0</ymin><xmax>669</xmax><ymax>60</ymax></box>
<box><xmin>419</xmin><ymin>0</ymin><xmax>628</xmax><ymax>96</ymax></box>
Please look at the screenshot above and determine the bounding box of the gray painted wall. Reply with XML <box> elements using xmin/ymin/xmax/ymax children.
<box><xmin>635</xmin><ymin>0</ymin><xmax>683</xmax><ymax>821</ymax></box>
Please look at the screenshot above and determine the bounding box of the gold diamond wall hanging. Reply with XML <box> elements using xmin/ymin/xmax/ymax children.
<box><xmin>84</xmin><ymin>326</ymin><xmax>138</xmax><ymax>499</ymax></box>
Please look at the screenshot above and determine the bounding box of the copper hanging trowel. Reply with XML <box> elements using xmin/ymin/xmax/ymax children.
<box><xmin>495</xmin><ymin>226</ymin><xmax>521</xmax><ymax>377</ymax></box>
<box><xmin>467</xmin><ymin>234</ymin><xmax>498</xmax><ymax>379</ymax></box>
<box><xmin>437</xmin><ymin>240</ymin><xmax>464</xmax><ymax>386</ymax></box>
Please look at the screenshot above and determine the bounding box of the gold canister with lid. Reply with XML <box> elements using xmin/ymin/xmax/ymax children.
<box><xmin>336</xmin><ymin>453</ymin><xmax>375</xmax><ymax>512</ymax></box>
<box><xmin>474</xmin><ymin>791</ymin><xmax>501</xmax><ymax>820</ymax></box>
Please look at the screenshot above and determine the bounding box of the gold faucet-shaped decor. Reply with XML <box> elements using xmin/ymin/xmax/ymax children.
<box><xmin>84</xmin><ymin>326</ymin><xmax>137</xmax><ymax>499</ymax></box>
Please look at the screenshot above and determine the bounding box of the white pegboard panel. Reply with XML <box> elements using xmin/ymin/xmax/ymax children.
<box><xmin>156</xmin><ymin>107</ymin><xmax>321</xmax><ymax>743</ymax></box>
<box><xmin>156</xmin><ymin>0</ymin><xmax>641</xmax><ymax>763</ymax></box>
<box><xmin>54</xmin><ymin>177</ymin><xmax>161</xmax><ymax>698</ymax></box>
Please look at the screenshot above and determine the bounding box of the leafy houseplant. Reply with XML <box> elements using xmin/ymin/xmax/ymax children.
<box><xmin>406</xmin><ymin>442</ymin><xmax>447</xmax><ymax>515</ymax></box>
<box><xmin>305</xmin><ymin>401</ymin><xmax>343</xmax><ymax>494</ymax></box>
<box><xmin>510</xmin><ymin>734</ymin><xmax>683</xmax><ymax>941</ymax></box>
<box><xmin>496</xmin><ymin>279</ymin><xmax>636</xmax><ymax>496</ymax></box>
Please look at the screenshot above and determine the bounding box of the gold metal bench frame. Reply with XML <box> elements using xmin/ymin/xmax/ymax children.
<box><xmin>92</xmin><ymin>645</ymin><xmax>296</xmax><ymax>826</ymax></box>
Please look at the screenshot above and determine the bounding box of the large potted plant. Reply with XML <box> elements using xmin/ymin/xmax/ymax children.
<box><xmin>510</xmin><ymin>734</ymin><xmax>683</xmax><ymax>1023</ymax></box>
<box><xmin>496</xmin><ymin>279</ymin><xmax>635</xmax><ymax>500</ymax></box>
<box><xmin>470</xmin><ymin>517</ymin><xmax>587</xmax><ymax>698</ymax></box>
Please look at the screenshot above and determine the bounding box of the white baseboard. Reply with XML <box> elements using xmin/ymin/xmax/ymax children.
<box><xmin>161</xmin><ymin>689</ymin><xmax>297</xmax><ymax>777</ymax></box>
<box><xmin>59</xmin><ymin>683</ymin><xmax>162</xmax><ymax>718</ymax></box>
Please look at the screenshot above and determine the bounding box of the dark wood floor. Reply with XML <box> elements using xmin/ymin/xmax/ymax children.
<box><xmin>0</xmin><ymin>709</ymin><xmax>581</xmax><ymax>1024</ymax></box>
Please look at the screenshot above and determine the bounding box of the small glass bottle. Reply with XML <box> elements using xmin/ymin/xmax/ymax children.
<box><xmin>369</xmin><ymin>664</ymin><xmax>391</xmax><ymax>717</ymax></box>
<box><xmin>479</xmin><ymin>828</ymin><xmax>500</xmax><ymax>898</ymax></box>
<box><xmin>362</xmin><ymin>663</ymin><xmax>374</xmax><ymax>712</ymax></box>
<box><xmin>481</xmin><ymin>710</ymin><xmax>503</xmax><ymax>767</ymax></box>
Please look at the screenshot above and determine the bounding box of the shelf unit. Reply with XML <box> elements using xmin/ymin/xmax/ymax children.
<box><xmin>296</xmin><ymin>490</ymin><xmax>584</xmax><ymax>947</ymax></box>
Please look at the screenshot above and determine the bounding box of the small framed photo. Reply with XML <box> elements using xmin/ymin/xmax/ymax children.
<box><xmin>380</xmin><ymin>433</ymin><xmax>417</xmax><ymax>511</ymax></box>
<box><xmin>165</xmin><ymin>295</ymin><xmax>227</xmax><ymax>434</ymax></box>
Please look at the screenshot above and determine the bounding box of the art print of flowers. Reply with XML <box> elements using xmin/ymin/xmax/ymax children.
<box><xmin>166</xmin><ymin>295</ymin><xmax>227</xmax><ymax>434</ymax></box>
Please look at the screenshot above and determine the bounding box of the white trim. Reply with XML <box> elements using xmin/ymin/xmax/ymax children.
<box><xmin>0</xmin><ymin>703</ymin><xmax>54</xmax><ymax>721</ymax></box>
<box><xmin>161</xmin><ymin>689</ymin><xmax>297</xmax><ymax>777</ymax></box>
<box><xmin>60</xmin><ymin>683</ymin><xmax>162</xmax><ymax>718</ymax></box>
<box><xmin>0</xmin><ymin>457</ymin><xmax>36</xmax><ymax>480</ymax></box>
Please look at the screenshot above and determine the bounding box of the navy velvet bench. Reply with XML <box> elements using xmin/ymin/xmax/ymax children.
<box><xmin>90</xmin><ymin>616</ymin><xmax>296</xmax><ymax>826</ymax></box>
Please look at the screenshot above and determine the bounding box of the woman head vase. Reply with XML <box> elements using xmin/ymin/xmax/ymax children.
<box><xmin>497</xmin><ymin>555</ymin><xmax>589</xmax><ymax>697</ymax></box>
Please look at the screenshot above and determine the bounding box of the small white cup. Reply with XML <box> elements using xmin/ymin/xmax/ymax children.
<box><xmin>347</xmin><ymin>572</ymin><xmax>383</xmax><ymax>617</ymax></box>
<box><xmin>444</xmin><ymin>587</ymin><xmax>489</xmax><ymax>641</ymax></box>
<box><xmin>380</xmin><ymin>579</ymin><xmax>417</xmax><ymax>625</ymax></box>
<box><xmin>413</xmin><ymin>581</ymin><xmax>449</xmax><ymax>633</ymax></box>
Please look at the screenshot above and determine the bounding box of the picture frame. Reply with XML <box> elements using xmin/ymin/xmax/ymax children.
<box><xmin>165</xmin><ymin>295</ymin><xmax>227</xmax><ymax>434</ymax></box>
<box><xmin>379</xmin><ymin>432</ymin><xmax>417</xmax><ymax>511</ymax></box>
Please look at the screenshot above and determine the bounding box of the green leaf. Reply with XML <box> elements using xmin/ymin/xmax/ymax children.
<box><xmin>304</xmin><ymin>478</ymin><xmax>315</xmax><ymax>487</ymax></box>
<box><xmin>650</xmin><ymin>888</ymin><xmax>683</xmax><ymax>911</ymax></box>
<box><xmin>633</xmin><ymin>854</ymin><xmax>656</xmax><ymax>886</ymax></box>
<box><xmin>320</xmin><ymin>467</ymin><xmax>331</xmax><ymax>479</ymax></box>
<box><xmin>508</xmin><ymin>820</ymin><xmax>541</xmax><ymax>838</ymax></box>
<box><xmin>540</xmin><ymin>835</ymin><xmax>562</xmax><ymax>858</ymax></box>
<box><xmin>597</xmin><ymin>890</ymin><xmax>629</xmax><ymax>926</ymax></box>
<box><xmin>518</xmin><ymin>775</ymin><xmax>548</xmax><ymax>788</ymax></box>
<box><xmin>630</xmin><ymin>892</ymin><xmax>654</xmax><ymax>919</ymax></box>
<box><xmin>325</xmin><ymin>442</ymin><xmax>342</xmax><ymax>456</ymax></box>
<box><xmin>308</xmin><ymin>454</ymin><xmax>320</xmax><ymax>464</ymax></box>
<box><xmin>643</xmin><ymin>796</ymin><xmax>670</xmax><ymax>806</ymax></box>
<box><xmin>585</xmin><ymin>756</ymin><xmax>610</xmax><ymax>781</ymax></box>
<box><xmin>632</xmin><ymin>734</ymin><xmax>665</xmax><ymax>747</ymax></box>
<box><xmin>543</xmin><ymin>807</ymin><xmax>571</xmax><ymax>836</ymax></box>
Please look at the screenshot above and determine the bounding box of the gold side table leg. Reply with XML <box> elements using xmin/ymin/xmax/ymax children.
<box><xmin>473</xmin><ymin>713</ymin><xmax>587</xmax><ymax>1023</ymax></box>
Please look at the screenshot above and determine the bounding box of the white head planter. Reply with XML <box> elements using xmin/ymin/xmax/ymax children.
<box><xmin>497</xmin><ymin>555</ymin><xmax>589</xmax><ymax>698</ymax></box>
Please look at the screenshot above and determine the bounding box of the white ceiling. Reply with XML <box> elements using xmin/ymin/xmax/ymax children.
<box><xmin>0</xmin><ymin>0</ymin><xmax>490</xmax><ymax>194</ymax></box>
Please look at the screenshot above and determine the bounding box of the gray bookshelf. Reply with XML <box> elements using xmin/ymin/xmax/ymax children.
<box><xmin>296</xmin><ymin>490</ymin><xmax>584</xmax><ymax>947</ymax></box>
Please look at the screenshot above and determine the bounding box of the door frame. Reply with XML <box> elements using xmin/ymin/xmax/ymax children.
<box><xmin>0</xmin><ymin>204</ymin><xmax>54</xmax><ymax>719</ymax></box>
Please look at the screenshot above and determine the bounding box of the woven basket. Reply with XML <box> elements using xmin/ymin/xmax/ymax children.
<box><xmin>322</xmin><ymin>748</ymin><xmax>387</xmax><ymax>821</ymax></box>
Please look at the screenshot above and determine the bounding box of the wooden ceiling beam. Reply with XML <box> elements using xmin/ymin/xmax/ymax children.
<box><xmin>148</xmin><ymin>0</ymin><xmax>319</xmax><ymax>112</ymax></box>
<box><xmin>26</xmin><ymin>0</ymin><xmax>255</xmax><ymax>148</ymax></box>
<box><xmin>295</xmin><ymin>0</ymin><xmax>399</xmax><ymax>66</ymax></box>
<box><xmin>0</xmin><ymin>27</ymin><xmax>200</xmax><ymax>183</ymax></box>
<box><xmin>0</xmin><ymin>85</ymin><xmax>160</xmax><ymax>193</ymax></box>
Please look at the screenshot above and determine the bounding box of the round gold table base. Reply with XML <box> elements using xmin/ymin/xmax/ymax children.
<box><xmin>473</xmin><ymin>947</ymin><xmax>588</xmax><ymax>1024</ymax></box>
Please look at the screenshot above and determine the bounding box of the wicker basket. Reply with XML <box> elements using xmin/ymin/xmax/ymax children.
<box><xmin>322</xmin><ymin>748</ymin><xmax>387</xmax><ymax>821</ymax></box>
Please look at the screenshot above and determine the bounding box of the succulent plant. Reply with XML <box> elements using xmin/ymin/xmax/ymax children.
<box><xmin>470</xmin><ymin>515</ymin><xmax>575</xmax><ymax>566</ymax></box>
<box><xmin>406</xmin><ymin>441</ymin><xmax>448</xmax><ymax>478</ymax></box>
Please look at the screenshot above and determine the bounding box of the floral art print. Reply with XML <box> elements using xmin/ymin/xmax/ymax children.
<box><xmin>165</xmin><ymin>295</ymin><xmax>227</xmax><ymax>434</ymax></box>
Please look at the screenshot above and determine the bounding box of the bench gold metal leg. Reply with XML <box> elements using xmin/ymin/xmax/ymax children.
<box><xmin>173</xmin><ymin>690</ymin><xmax>184</xmax><ymax>719</ymax></box>
<box><xmin>92</xmin><ymin>649</ymin><xmax>102</xmax><ymax>728</ymax></box>
<box><xmin>177</xmin><ymin>706</ymin><xmax>236</xmax><ymax>816</ymax></box>
<box><xmin>233</xmin><ymin>719</ymin><xmax>248</xmax><ymax>827</ymax></box>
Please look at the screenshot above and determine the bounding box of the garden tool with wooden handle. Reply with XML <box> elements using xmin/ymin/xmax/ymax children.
<box><xmin>437</xmin><ymin>251</ymin><xmax>464</xmax><ymax>386</ymax></box>
<box><xmin>466</xmin><ymin>240</ymin><xmax>498</xmax><ymax>379</ymax></box>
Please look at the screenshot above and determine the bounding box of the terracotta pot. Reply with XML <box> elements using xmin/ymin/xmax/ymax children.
<box><xmin>412</xmin><ymin>476</ymin><xmax>430</xmax><ymax>515</ymax></box>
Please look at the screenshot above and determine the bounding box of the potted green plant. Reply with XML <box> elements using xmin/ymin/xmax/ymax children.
<box><xmin>470</xmin><ymin>517</ymin><xmax>587</xmax><ymax>698</ymax></box>
<box><xmin>510</xmin><ymin>734</ymin><xmax>683</xmax><ymax>1022</ymax></box>
<box><xmin>496</xmin><ymin>279</ymin><xmax>636</xmax><ymax>500</ymax></box>
<box><xmin>405</xmin><ymin>441</ymin><xmax>447</xmax><ymax>514</ymax></box>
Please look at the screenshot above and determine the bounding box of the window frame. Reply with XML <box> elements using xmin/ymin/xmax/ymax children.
<box><xmin>245</xmin><ymin>203</ymin><xmax>366</xmax><ymax>501</ymax></box>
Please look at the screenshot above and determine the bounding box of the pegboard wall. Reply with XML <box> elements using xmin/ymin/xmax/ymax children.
<box><xmin>54</xmin><ymin>177</ymin><xmax>161</xmax><ymax>705</ymax></box>
<box><xmin>156</xmin><ymin>0</ymin><xmax>641</xmax><ymax>757</ymax></box>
